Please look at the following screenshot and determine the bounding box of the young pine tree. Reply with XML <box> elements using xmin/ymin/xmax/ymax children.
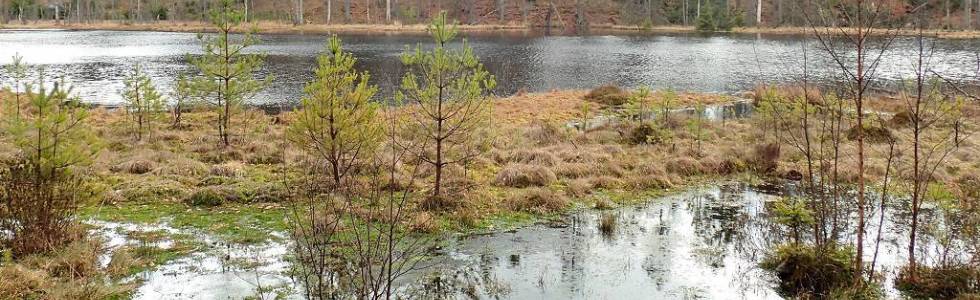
<box><xmin>189</xmin><ymin>0</ymin><xmax>267</xmax><ymax>147</ymax></box>
<box><xmin>121</xmin><ymin>64</ymin><xmax>165</xmax><ymax>141</ymax></box>
<box><xmin>3</xmin><ymin>54</ymin><xmax>28</xmax><ymax>119</ymax></box>
<box><xmin>170</xmin><ymin>74</ymin><xmax>194</xmax><ymax>128</ymax></box>
<box><xmin>290</xmin><ymin>35</ymin><xmax>382</xmax><ymax>187</ymax></box>
<box><xmin>397</xmin><ymin>11</ymin><xmax>496</xmax><ymax>199</ymax></box>
<box><xmin>1</xmin><ymin>70</ymin><xmax>101</xmax><ymax>256</ymax></box>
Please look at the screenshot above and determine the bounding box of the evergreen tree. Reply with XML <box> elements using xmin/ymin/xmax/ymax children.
<box><xmin>1</xmin><ymin>69</ymin><xmax>101</xmax><ymax>256</ymax></box>
<box><xmin>121</xmin><ymin>64</ymin><xmax>165</xmax><ymax>141</ymax></box>
<box><xmin>3</xmin><ymin>54</ymin><xmax>28</xmax><ymax>120</ymax></box>
<box><xmin>397</xmin><ymin>11</ymin><xmax>496</xmax><ymax>199</ymax></box>
<box><xmin>290</xmin><ymin>35</ymin><xmax>382</xmax><ymax>186</ymax></box>
<box><xmin>188</xmin><ymin>0</ymin><xmax>267</xmax><ymax>147</ymax></box>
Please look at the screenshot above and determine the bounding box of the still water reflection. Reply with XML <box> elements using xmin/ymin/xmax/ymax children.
<box><xmin>2</xmin><ymin>29</ymin><xmax>980</xmax><ymax>105</ymax></box>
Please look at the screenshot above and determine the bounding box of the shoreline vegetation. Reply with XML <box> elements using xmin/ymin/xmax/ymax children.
<box><xmin>9</xmin><ymin>20</ymin><xmax>980</xmax><ymax>39</ymax></box>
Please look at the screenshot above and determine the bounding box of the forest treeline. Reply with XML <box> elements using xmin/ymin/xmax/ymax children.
<box><xmin>3</xmin><ymin>0</ymin><xmax>980</xmax><ymax>31</ymax></box>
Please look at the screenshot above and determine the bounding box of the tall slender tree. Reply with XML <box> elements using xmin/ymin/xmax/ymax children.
<box><xmin>397</xmin><ymin>11</ymin><xmax>496</xmax><ymax>199</ymax></box>
<box><xmin>120</xmin><ymin>63</ymin><xmax>165</xmax><ymax>141</ymax></box>
<box><xmin>290</xmin><ymin>35</ymin><xmax>382</xmax><ymax>186</ymax></box>
<box><xmin>188</xmin><ymin>0</ymin><xmax>268</xmax><ymax>147</ymax></box>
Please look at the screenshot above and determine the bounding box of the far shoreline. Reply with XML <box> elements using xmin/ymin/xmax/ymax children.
<box><xmin>6</xmin><ymin>20</ymin><xmax>980</xmax><ymax>39</ymax></box>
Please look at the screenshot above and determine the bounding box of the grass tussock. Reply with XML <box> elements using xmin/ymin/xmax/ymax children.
<box><xmin>584</xmin><ymin>85</ymin><xmax>630</xmax><ymax>106</ymax></box>
<box><xmin>494</xmin><ymin>164</ymin><xmax>557</xmax><ymax>188</ymax></box>
<box><xmin>504</xmin><ymin>188</ymin><xmax>569</xmax><ymax>214</ymax></box>
<box><xmin>760</xmin><ymin>244</ymin><xmax>874</xmax><ymax>298</ymax></box>
<box><xmin>0</xmin><ymin>238</ymin><xmax>134</xmax><ymax>300</ymax></box>
<box><xmin>598</xmin><ymin>213</ymin><xmax>617</xmax><ymax>237</ymax></box>
<box><xmin>896</xmin><ymin>264</ymin><xmax>980</xmax><ymax>299</ymax></box>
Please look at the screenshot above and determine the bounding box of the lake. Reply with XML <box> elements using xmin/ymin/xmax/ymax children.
<box><xmin>2</xmin><ymin>29</ymin><xmax>980</xmax><ymax>105</ymax></box>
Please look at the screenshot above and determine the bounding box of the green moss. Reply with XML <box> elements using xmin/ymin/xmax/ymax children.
<box><xmin>185</xmin><ymin>188</ymin><xmax>227</xmax><ymax>207</ymax></box>
<box><xmin>81</xmin><ymin>202</ymin><xmax>289</xmax><ymax>245</ymax></box>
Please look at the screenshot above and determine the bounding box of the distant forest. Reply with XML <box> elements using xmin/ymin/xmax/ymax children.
<box><xmin>2</xmin><ymin>0</ymin><xmax>978</xmax><ymax>30</ymax></box>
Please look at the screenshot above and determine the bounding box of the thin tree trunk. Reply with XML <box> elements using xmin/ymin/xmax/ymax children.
<box><xmin>386</xmin><ymin>0</ymin><xmax>391</xmax><ymax>22</ymax></box>
<box><xmin>697</xmin><ymin>0</ymin><xmax>701</xmax><ymax>19</ymax></box>
<box><xmin>966</xmin><ymin>0</ymin><xmax>972</xmax><ymax>30</ymax></box>
<box><xmin>756</xmin><ymin>0</ymin><xmax>762</xmax><ymax>25</ymax></box>
<box><xmin>345</xmin><ymin>0</ymin><xmax>351</xmax><ymax>22</ymax></box>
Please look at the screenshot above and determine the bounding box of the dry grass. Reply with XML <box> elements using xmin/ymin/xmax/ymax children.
<box><xmin>0</xmin><ymin>237</ymin><xmax>134</xmax><ymax>300</ymax></box>
<box><xmin>494</xmin><ymin>164</ymin><xmax>557</xmax><ymax>188</ymax></box>
<box><xmin>504</xmin><ymin>188</ymin><xmax>569</xmax><ymax>214</ymax></box>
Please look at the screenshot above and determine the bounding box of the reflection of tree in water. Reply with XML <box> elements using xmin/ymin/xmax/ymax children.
<box><xmin>687</xmin><ymin>184</ymin><xmax>783</xmax><ymax>297</ymax></box>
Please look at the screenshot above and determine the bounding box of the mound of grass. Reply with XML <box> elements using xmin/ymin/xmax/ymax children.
<box><xmin>752</xmin><ymin>143</ymin><xmax>780</xmax><ymax>173</ymax></box>
<box><xmin>760</xmin><ymin>244</ymin><xmax>867</xmax><ymax>298</ymax></box>
<box><xmin>629</xmin><ymin>123</ymin><xmax>669</xmax><ymax>145</ymax></box>
<box><xmin>584</xmin><ymin>85</ymin><xmax>630</xmax><ymax>106</ymax></box>
<box><xmin>184</xmin><ymin>187</ymin><xmax>228</xmax><ymax>207</ymax></box>
<box><xmin>896</xmin><ymin>264</ymin><xmax>979</xmax><ymax>299</ymax></box>
<box><xmin>0</xmin><ymin>238</ymin><xmax>134</xmax><ymax>299</ymax></box>
<box><xmin>495</xmin><ymin>164</ymin><xmax>557</xmax><ymax>188</ymax></box>
<box><xmin>846</xmin><ymin>124</ymin><xmax>895</xmax><ymax>144</ymax></box>
<box><xmin>598</xmin><ymin>213</ymin><xmax>616</xmax><ymax>237</ymax></box>
<box><xmin>505</xmin><ymin>188</ymin><xmax>568</xmax><ymax>214</ymax></box>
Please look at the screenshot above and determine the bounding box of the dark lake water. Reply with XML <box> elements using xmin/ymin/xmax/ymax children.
<box><xmin>2</xmin><ymin>29</ymin><xmax>980</xmax><ymax>105</ymax></box>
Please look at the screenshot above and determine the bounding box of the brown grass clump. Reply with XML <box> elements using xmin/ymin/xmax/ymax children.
<box><xmin>752</xmin><ymin>143</ymin><xmax>781</xmax><ymax>173</ymax></box>
<box><xmin>0</xmin><ymin>238</ymin><xmax>133</xmax><ymax>300</ymax></box>
<box><xmin>504</xmin><ymin>188</ymin><xmax>569</xmax><ymax>214</ymax></box>
<box><xmin>584</xmin><ymin>85</ymin><xmax>630</xmax><ymax>106</ymax></box>
<box><xmin>846</xmin><ymin>124</ymin><xmax>895</xmax><ymax>144</ymax></box>
<box><xmin>153</xmin><ymin>156</ymin><xmax>210</xmax><ymax>177</ymax></box>
<box><xmin>666</xmin><ymin>157</ymin><xmax>705</xmax><ymax>176</ymax></box>
<box><xmin>420</xmin><ymin>193</ymin><xmax>467</xmax><ymax>212</ymax></box>
<box><xmin>896</xmin><ymin>264</ymin><xmax>979</xmax><ymax>300</ymax></box>
<box><xmin>524</xmin><ymin>121</ymin><xmax>572</xmax><ymax>145</ymax></box>
<box><xmin>598</xmin><ymin>213</ymin><xmax>617</xmax><ymax>237</ymax></box>
<box><xmin>889</xmin><ymin>110</ymin><xmax>913</xmax><ymax>127</ymax></box>
<box><xmin>505</xmin><ymin>149</ymin><xmax>559</xmax><ymax>166</ymax></box>
<box><xmin>111</xmin><ymin>159</ymin><xmax>156</xmax><ymax>175</ymax></box>
<box><xmin>105</xmin><ymin>247</ymin><xmax>137</xmax><ymax>280</ymax></box>
<box><xmin>555</xmin><ymin>162</ymin><xmax>596</xmax><ymax>179</ymax></box>
<box><xmin>208</xmin><ymin>162</ymin><xmax>245</xmax><ymax>178</ymax></box>
<box><xmin>589</xmin><ymin>175</ymin><xmax>624</xmax><ymax>189</ymax></box>
<box><xmin>494</xmin><ymin>164</ymin><xmax>557</xmax><ymax>188</ymax></box>
<box><xmin>565</xmin><ymin>179</ymin><xmax>595</xmax><ymax>198</ymax></box>
<box><xmin>408</xmin><ymin>212</ymin><xmax>438</xmax><ymax>233</ymax></box>
<box><xmin>594</xmin><ymin>197</ymin><xmax>615</xmax><ymax>210</ymax></box>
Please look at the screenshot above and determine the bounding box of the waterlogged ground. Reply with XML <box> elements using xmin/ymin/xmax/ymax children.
<box><xmin>88</xmin><ymin>220</ymin><xmax>299</xmax><ymax>299</ymax></box>
<box><xmin>86</xmin><ymin>181</ymin><xmax>949</xmax><ymax>299</ymax></box>
<box><xmin>409</xmin><ymin>183</ymin><xmax>785</xmax><ymax>299</ymax></box>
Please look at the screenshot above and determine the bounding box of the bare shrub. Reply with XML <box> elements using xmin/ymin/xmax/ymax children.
<box><xmin>494</xmin><ymin>164</ymin><xmax>557</xmax><ymax>188</ymax></box>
